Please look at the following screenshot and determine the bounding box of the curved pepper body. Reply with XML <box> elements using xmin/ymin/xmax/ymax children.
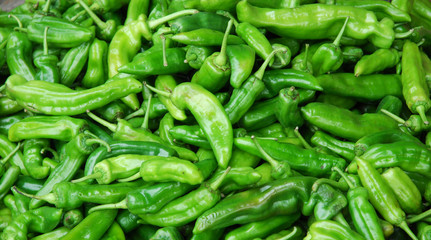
<box><xmin>171</xmin><ymin>82</ymin><xmax>233</xmax><ymax>168</ymax></box>
<box><xmin>304</xmin><ymin>220</ymin><xmax>366</xmax><ymax>240</ymax></box>
<box><xmin>82</xmin><ymin>38</ymin><xmax>108</xmax><ymax>88</ymax></box>
<box><xmin>6</xmin><ymin>32</ymin><xmax>36</xmax><ymax>81</ymax></box>
<box><xmin>237</xmin><ymin>1</ymin><xmax>395</xmax><ymax>49</ymax></box>
<box><xmin>226</xmin><ymin>44</ymin><xmax>255</xmax><ymax>88</ymax></box>
<box><xmin>5</xmin><ymin>75</ymin><xmax>143</xmax><ymax>116</ymax></box>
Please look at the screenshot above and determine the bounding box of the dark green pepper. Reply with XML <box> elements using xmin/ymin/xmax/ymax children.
<box><xmin>33</xmin><ymin>27</ymin><xmax>60</xmax><ymax>83</ymax></box>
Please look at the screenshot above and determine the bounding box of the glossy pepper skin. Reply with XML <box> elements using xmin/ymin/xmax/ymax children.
<box><xmin>34</xmin><ymin>27</ymin><xmax>60</xmax><ymax>83</ymax></box>
<box><xmin>6</xmin><ymin>31</ymin><xmax>36</xmax><ymax>81</ymax></box>
<box><xmin>354</xmin><ymin>48</ymin><xmax>400</xmax><ymax>76</ymax></box>
<box><xmin>155</xmin><ymin>75</ymin><xmax>187</xmax><ymax>121</ymax></box>
<box><xmin>0</xmin><ymin>134</ymin><xmax>27</xmax><ymax>175</ymax></box>
<box><xmin>29</xmin><ymin>133</ymin><xmax>97</xmax><ymax>209</ymax></box>
<box><xmin>0</xmin><ymin>166</ymin><xmax>20</xmax><ymax>200</ymax></box>
<box><xmin>0</xmin><ymin>206</ymin><xmax>63</xmax><ymax>240</ymax></box>
<box><xmin>168</xmin><ymin>0</ymin><xmax>239</xmax><ymax>13</ymax></box>
<box><xmin>376</xmin><ymin>95</ymin><xmax>403</xmax><ymax>116</ymax></box>
<box><xmin>224</xmin><ymin>213</ymin><xmax>300</xmax><ymax>240</ymax></box>
<box><xmin>301</xmin><ymin>102</ymin><xmax>399</xmax><ymax>141</ymax></box>
<box><xmin>304</xmin><ymin>220</ymin><xmax>366</xmax><ymax>240</ymax></box>
<box><xmin>62</xmin><ymin>210</ymin><xmax>118</xmax><ymax>240</ymax></box>
<box><xmin>315</xmin><ymin>73</ymin><xmax>403</xmax><ymax>102</ymax></box>
<box><xmin>8</xmin><ymin>116</ymin><xmax>88</xmax><ymax>142</ymax></box>
<box><xmin>125</xmin><ymin>0</ymin><xmax>150</xmax><ymax>24</ymax></box>
<box><xmin>310</xmin><ymin>131</ymin><xmax>356</xmax><ymax>161</ymax></box>
<box><xmin>170</xmin><ymin>125</ymin><xmax>212</xmax><ymax>149</ymax></box>
<box><xmin>22</xmin><ymin>139</ymin><xmax>51</xmax><ymax>180</ymax></box>
<box><xmin>381</xmin><ymin>167</ymin><xmax>422</xmax><ymax>214</ymax></box>
<box><xmin>185</xmin><ymin>45</ymin><xmax>216</xmax><ymax>69</ymax></box>
<box><xmin>226</xmin><ymin>44</ymin><xmax>255</xmax><ymax>88</ymax></box>
<box><xmin>170</xmin><ymin>82</ymin><xmax>233</xmax><ymax>169</ymax></box>
<box><xmin>402</xmin><ymin>40</ymin><xmax>431</xmax><ymax>125</ymax></box>
<box><xmin>169</xmin><ymin>12</ymin><xmax>230</xmax><ymax>33</ymax></box>
<box><xmin>82</xmin><ymin>38</ymin><xmax>108</xmax><ymax>88</ymax></box>
<box><xmin>170</xmin><ymin>28</ymin><xmax>244</xmax><ymax>46</ymax></box>
<box><xmin>356</xmin><ymin>157</ymin><xmax>417</xmax><ymax>239</ymax></box>
<box><xmin>276</xmin><ymin>87</ymin><xmax>303</xmax><ymax>129</ymax></box>
<box><xmin>237</xmin><ymin>0</ymin><xmax>395</xmax><ymax>49</ymax></box>
<box><xmin>5</xmin><ymin>74</ymin><xmax>143</xmax><ymax>116</ymax></box>
<box><xmin>347</xmin><ymin>141</ymin><xmax>431</xmax><ymax>178</ymax></box>
<box><xmin>234</xmin><ymin>137</ymin><xmax>345</xmax><ymax>177</ymax></box>
<box><xmin>334</xmin><ymin>0</ymin><xmax>411</xmax><ymax>22</ymax></box>
<box><xmin>311</xmin><ymin>17</ymin><xmax>349</xmax><ymax>75</ymax></box>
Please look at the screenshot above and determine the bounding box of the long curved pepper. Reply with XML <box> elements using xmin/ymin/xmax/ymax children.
<box><xmin>191</xmin><ymin>20</ymin><xmax>233</xmax><ymax>92</ymax></box>
<box><xmin>251</xmin><ymin>135</ymin><xmax>292</xmax><ymax>179</ymax></box>
<box><xmin>145</xmin><ymin>82</ymin><xmax>233</xmax><ymax>168</ymax></box>
<box><xmin>311</xmin><ymin>16</ymin><xmax>349</xmax><ymax>76</ymax></box>
<box><xmin>76</xmin><ymin>0</ymin><xmax>117</xmax><ymax>41</ymax></box>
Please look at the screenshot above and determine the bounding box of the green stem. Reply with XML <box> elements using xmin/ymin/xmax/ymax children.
<box><xmin>1</xmin><ymin>142</ymin><xmax>21</xmax><ymax>165</ymax></box>
<box><xmin>40</xmin><ymin>147</ymin><xmax>59</xmax><ymax>161</ymax></box>
<box><xmin>161</xmin><ymin>35</ymin><xmax>168</xmax><ymax>67</ymax></box>
<box><xmin>143</xmin><ymin>82</ymin><xmax>171</xmax><ymax>97</ymax></box>
<box><xmin>85</xmin><ymin>138</ymin><xmax>111</xmax><ymax>152</ymax></box>
<box><xmin>42</xmin><ymin>0</ymin><xmax>51</xmax><ymax>13</ymax></box>
<box><xmin>407</xmin><ymin>208</ymin><xmax>431</xmax><ymax>224</ymax></box>
<box><xmin>76</xmin><ymin>0</ymin><xmax>107</xmax><ymax>29</ymax></box>
<box><xmin>124</xmin><ymin>108</ymin><xmax>146</xmax><ymax>120</ymax></box>
<box><xmin>13</xmin><ymin>186</ymin><xmax>56</xmax><ymax>204</ymax></box>
<box><xmin>8</xmin><ymin>14</ymin><xmax>23</xmax><ymax>29</ymax></box>
<box><xmin>214</xmin><ymin>20</ymin><xmax>233</xmax><ymax>67</ymax></box>
<box><xmin>332</xmin><ymin>166</ymin><xmax>354</xmax><ymax>189</ymax></box>
<box><xmin>333</xmin><ymin>16</ymin><xmax>349</xmax><ymax>46</ymax></box>
<box><xmin>398</xmin><ymin>221</ymin><xmax>418</xmax><ymax>240</ymax></box>
<box><xmin>254</xmin><ymin>48</ymin><xmax>287</xmax><ymax>80</ymax></box>
<box><xmin>278</xmin><ymin>226</ymin><xmax>300</xmax><ymax>240</ymax></box>
<box><xmin>301</xmin><ymin>43</ymin><xmax>309</xmax><ymax>70</ymax></box>
<box><xmin>394</xmin><ymin>28</ymin><xmax>416</xmax><ymax>39</ymax></box>
<box><xmin>117</xmin><ymin>172</ymin><xmax>141</xmax><ymax>182</ymax></box>
<box><xmin>216</xmin><ymin>10</ymin><xmax>239</xmax><ymax>29</ymax></box>
<box><xmin>88</xmin><ymin>199</ymin><xmax>128</xmax><ymax>214</ymax></box>
<box><xmin>416</xmin><ymin>105</ymin><xmax>429</xmax><ymax>125</ymax></box>
<box><xmin>71</xmin><ymin>172</ymin><xmax>101</xmax><ymax>183</ymax></box>
<box><xmin>86</xmin><ymin>110</ymin><xmax>117</xmax><ymax>132</ymax></box>
<box><xmin>148</xmin><ymin>9</ymin><xmax>199</xmax><ymax>29</ymax></box>
<box><xmin>210</xmin><ymin>166</ymin><xmax>231</xmax><ymax>190</ymax></box>
<box><xmin>70</xmin><ymin>10</ymin><xmax>87</xmax><ymax>22</ymax></box>
<box><xmin>380</xmin><ymin>109</ymin><xmax>406</xmax><ymax>124</ymax></box>
<box><xmin>311</xmin><ymin>178</ymin><xmax>348</xmax><ymax>192</ymax></box>
<box><xmin>43</xmin><ymin>27</ymin><xmax>49</xmax><ymax>56</ymax></box>
<box><xmin>141</xmin><ymin>94</ymin><xmax>152</xmax><ymax>130</ymax></box>
<box><xmin>293</xmin><ymin>127</ymin><xmax>312</xmax><ymax>150</ymax></box>
<box><xmin>251</xmin><ymin>135</ymin><xmax>280</xmax><ymax>169</ymax></box>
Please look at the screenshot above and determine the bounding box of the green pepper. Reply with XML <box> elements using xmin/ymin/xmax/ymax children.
<box><xmin>146</xmin><ymin>82</ymin><xmax>232</xmax><ymax>168</ymax></box>
<box><xmin>0</xmin><ymin>166</ymin><xmax>20</xmax><ymax>201</ymax></box>
<box><xmin>276</xmin><ymin>87</ymin><xmax>303</xmax><ymax>129</ymax></box>
<box><xmin>0</xmin><ymin>134</ymin><xmax>27</xmax><ymax>175</ymax></box>
<box><xmin>292</xmin><ymin>43</ymin><xmax>314</xmax><ymax>74</ymax></box>
<box><xmin>301</xmin><ymin>102</ymin><xmax>399</xmax><ymax>141</ymax></box>
<box><xmin>63</xmin><ymin>209</ymin><xmax>84</xmax><ymax>229</ymax></box>
<box><xmin>125</xmin><ymin>0</ymin><xmax>149</xmax><ymax>24</ymax></box>
<box><xmin>0</xmin><ymin>206</ymin><xmax>63</xmax><ymax>240</ymax></box>
<box><xmin>237</xmin><ymin>0</ymin><xmax>395</xmax><ymax>49</ymax></box>
<box><xmin>304</xmin><ymin>220</ymin><xmax>366</xmax><ymax>240</ymax></box>
<box><xmin>30</xmin><ymin>226</ymin><xmax>70</xmax><ymax>240</ymax></box>
<box><xmin>62</xmin><ymin>210</ymin><xmax>118</xmax><ymax>240</ymax></box>
<box><xmin>169</xmin><ymin>12</ymin><xmax>230</xmax><ymax>33</ymax></box>
<box><xmin>29</xmin><ymin>133</ymin><xmax>104</xmax><ymax>209</ymax></box>
<box><xmin>116</xmin><ymin>210</ymin><xmax>140</xmax><ymax>233</ymax></box>
<box><xmin>94</xmin><ymin>100</ymin><xmax>130</xmax><ymax>123</ymax></box>
<box><xmin>224</xmin><ymin>213</ymin><xmax>300</xmax><ymax>240</ymax></box>
<box><xmin>150</xmin><ymin>227</ymin><xmax>183</xmax><ymax>240</ymax></box>
<box><xmin>21</xmin><ymin>139</ymin><xmax>50</xmax><ymax>179</ymax></box>
<box><xmin>76</xmin><ymin>0</ymin><xmax>117</xmax><ymax>41</ymax></box>
<box><xmin>354</xmin><ymin>48</ymin><xmax>400</xmax><ymax>76</ymax></box>
<box><xmin>355</xmin><ymin>157</ymin><xmax>417</xmax><ymax>240</ymax></box>
<box><xmin>334</xmin><ymin>0</ymin><xmax>411</xmax><ymax>22</ymax></box>
<box><xmin>101</xmin><ymin>222</ymin><xmax>126</xmax><ymax>240</ymax></box>
<box><xmin>226</xmin><ymin>44</ymin><xmax>255</xmax><ymax>88</ymax></box>
<box><xmin>170</xmin><ymin>28</ymin><xmax>244</xmax><ymax>46</ymax></box>
<box><xmin>310</xmin><ymin>131</ymin><xmax>355</xmax><ymax>161</ymax></box>
<box><xmin>185</xmin><ymin>45</ymin><xmax>216</xmax><ymax>69</ymax></box>
<box><xmin>311</xmin><ymin>17</ymin><xmax>349</xmax><ymax>75</ymax></box>
<box><xmin>33</xmin><ymin>27</ymin><xmax>60</xmax><ymax>83</ymax></box>
<box><xmin>5</xmin><ymin>74</ymin><xmax>143</xmax><ymax>115</ymax></box>
<box><xmin>167</xmin><ymin>0</ymin><xmax>239</xmax><ymax>13</ymax></box>
<box><xmin>376</xmin><ymin>95</ymin><xmax>403</xmax><ymax>116</ymax></box>
<box><xmin>401</xmin><ymin>40</ymin><xmax>431</xmax><ymax>125</ymax></box>
<box><xmin>155</xmin><ymin>75</ymin><xmax>187</xmax><ymax>121</ymax></box>
<box><xmin>418</xmin><ymin>222</ymin><xmax>431</xmax><ymax>240</ymax></box>
<box><xmin>0</xmin><ymin>112</ymin><xmax>28</xmax><ymax>136</ymax></box>
<box><xmin>8</xmin><ymin>115</ymin><xmax>88</xmax><ymax>142</ymax></box>
<box><xmin>341</xmin><ymin>46</ymin><xmax>363</xmax><ymax>64</ymax></box>
<box><xmin>134</xmin><ymin>167</ymin><xmax>230</xmax><ymax>227</ymax></box>
<box><xmin>15</xmin><ymin>175</ymin><xmax>44</xmax><ymax>195</ymax></box>
<box><xmin>169</xmin><ymin>125</ymin><xmax>211</xmax><ymax>149</ymax></box>
<box><xmin>6</xmin><ymin>18</ymin><xmax>36</xmax><ymax>81</ymax></box>
<box><xmin>82</xmin><ymin>38</ymin><xmax>108</xmax><ymax>88</ymax></box>
<box><xmin>190</xmin><ymin>20</ymin><xmax>232</xmax><ymax>93</ymax></box>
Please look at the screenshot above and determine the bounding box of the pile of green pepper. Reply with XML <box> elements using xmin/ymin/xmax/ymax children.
<box><xmin>0</xmin><ymin>0</ymin><xmax>431</xmax><ymax>239</ymax></box>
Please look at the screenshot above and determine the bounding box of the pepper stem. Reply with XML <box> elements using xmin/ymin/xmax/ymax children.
<box><xmin>278</xmin><ymin>226</ymin><xmax>300</xmax><ymax>240</ymax></box>
<box><xmin>0</xmin><ymin>40</ymin><xmax>7</xmax><ymax>52</ymax></box>
<box><xmin>333</xmin><ymin>16</ymin><xmax>349</xmax><ymax>47</ymax></box>
<box><xmin>117</xmin><ymin>172</ymin><xmax>141</xmax><ymax>182</ymax></box>
<box><xmin>209</xmin><ymin>166</ymin><xmax>231</xmax><ymax>190</ymax></box>
<box><xmin>148</xmin><ymin>9</ymin><xmax>199</xmax><ymax>29</ymax></box>
<box><xmin>251</xmin><ymin>135</ymin><xmax>278</xmax><ymax>168</ymax></box>
<box><xmin>70</xmin><ymin>10</ymin><xmax>87</xmax><ymax>22</ymax></box>
<box><xmin>293</xmin><ymin>127</ymin><xmax>312</xmax><ymax>150</ymax></box>
<box><xmin>332</xmin><ymin>166</ymin><xmax>355</xmax><ymax>189</ymax></box>
<box><xmin>254</xmin><ymin>48</ymin><xmax>287</xmax><ymax>80</ymax></box>
<box><xmin>42</xmin><ymin>0</ymin><xmax>51</xmax><ymax>13</ymax></box>
<box><xmin>398</xmin><ymin>221</ymin><xmax>419</xmax><ymax>240</ymax></box>
<box><xmin>71</xmin><ymin>172</ymin><xmax>102</xmax><ymax>183</ymax></box>
<box><xmin>13</xmin><ymin>186</ymin><xmax>56</xmax><ymax>204</ymax></box>
<box><xmin>85</xmin><ymin>138</ymin><xmax>111</xmax><ymax>152</ymax></box>
<box><xmin>216</xmin><ymin>10</ymin><xmax>239</xmax><ymax>29</ymax></box>
<box><xmin>161</xmin><ymin>35</ymin><xmax>168</xmax><ymax>67</ymax></box>
<box><xmin>1</xmin><ymin>142</ymin><xmax>21</xmax><ymax>165</ymax></box>
<box><xmin>86</xmin><ymin>110</ymin><xmax>117</xmax><ymax>132</ymax></box>
<box><xmin>76</xmin><ymin>0</ymin><xmax>107</xmax><ymax>29</ymax></box>
<box><xmin>141</xmin><ymin>93</ymin><xmax>152</xmax><ymax>130</ymax></box>
<box><xmin>214</xmin><ymin>19</ymin><xmax>233</xmax><ymax>67</ymax></box>
<box><xmin>394</xmin><ymin>28</ymin><xmax>419</xmax><ymax>39</ymax></box>
<box><xmin>40</xmin><ymin>147</ymin><xmax>59</xmax><ymax>161</ymax></box>
<box><xmin>380</xmin><ymin>109</ymin><xmax>406</xmax><ymax>124</ymax></box>
<box><xmin>301</xmin><ymin>43</ymin><xmax>310</xmax><ymax>70</ymax></box>
<box><xmin>43</xmin><ymin>27</ymin><xmax>49</xmax><ymax>56</ymax></box>
<box><xmin>8</xmin><ymin>14</ymin><xmax>23</xmax><ymax>29</ymax></box>
<box><xmin>407</xmin><ymin>208</ymin><xmax>431</xmax><ymax>224</ymax></box>
<box><xmin>416</xmin><ymin>105</ymin><xmax>429</xmax><ymax>125</ymax></box>
<box><xmin>311</xmin><ymin>178</ymin><xmax>349</xmax><ymax>193</ymax></box>
<box><xmin>143</xmin><ymin>82</ymin><xmax>171</xmax><ymax>98</ymax></box>
<box><xmin>124</xmin><ymin>108</ymin><xmax>146</xmax><ymax>120</ymax></box>
<box><xmin>88</xmin><ymin>199</ymin><xmax>128</xmax><ymax>213</ymax></box>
